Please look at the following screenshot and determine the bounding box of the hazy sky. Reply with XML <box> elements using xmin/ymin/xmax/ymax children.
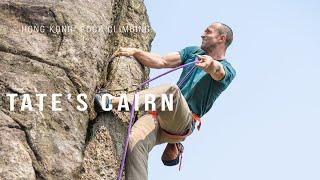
<box><xmin>143</xmin><ymin>0</ymin><xmax>320</xmax><ymax>180</ymax></box>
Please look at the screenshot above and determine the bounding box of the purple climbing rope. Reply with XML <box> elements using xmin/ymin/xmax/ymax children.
<box><xmin>117</xmin><ymin>58</ymin><xmax>199</xmax><ymax>180</ymax></box>
<box><xmin>177</xmin><ymin>65</ymin><xmax>197</xmax><ymax>87</ymax></box>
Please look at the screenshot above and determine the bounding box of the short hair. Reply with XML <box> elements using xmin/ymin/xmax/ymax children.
<box><xmin>215</xmin><ymin>22</ymin><xmax>233</xmax><ymax>48</ymax></box>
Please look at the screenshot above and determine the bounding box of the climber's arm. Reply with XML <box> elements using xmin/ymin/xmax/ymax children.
<box><xmin>113</xmin><ymin>47</ymin><xmax>181</xmax><ymax>69</ymax></box>
<box><xmin>134</xmin><ymin>50</ymin><xmax>181</xmax><ymax>69</ymax></box>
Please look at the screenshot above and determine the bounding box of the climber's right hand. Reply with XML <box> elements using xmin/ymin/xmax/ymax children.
<box><xmin>113</xmin><ymin>47</ymin><xmax>139</xmax><ymax>57</ymax></box>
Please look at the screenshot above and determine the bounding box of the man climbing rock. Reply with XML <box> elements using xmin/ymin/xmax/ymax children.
<box><xmin>95</xmin><ymin>22</ymin><xmax>236</xmax><ymax>180</ymax></box>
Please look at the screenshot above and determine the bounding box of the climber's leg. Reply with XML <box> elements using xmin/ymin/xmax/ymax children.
<box><xmin>125</xmin><ymin>114</ymin><xmax>160</xmax><ymax>180</ymax></box>
<box><xmin>156</xmin><ymin>84</ymin><xmax>193</xmax><ymax>134</ymax></box>
<box><xmin>126</xmin><ymin>84</ymin><xmax>193</xmax><ymax>142</ymax></box>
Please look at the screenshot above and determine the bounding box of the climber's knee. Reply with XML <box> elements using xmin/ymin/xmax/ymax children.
<box><xmin>164</xmin><ymin>84</ymin><xmax>179</xmax><ymax>94</ymax></box>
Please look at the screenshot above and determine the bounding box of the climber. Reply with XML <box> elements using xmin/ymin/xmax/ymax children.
<box><xmin>95</xmin><ymin>22</ymin><xmax>236</xmax><ymax>180</ymax></box>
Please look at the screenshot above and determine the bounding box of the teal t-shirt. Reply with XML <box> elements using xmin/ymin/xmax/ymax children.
<box><xmin>177</xmin><ymin>46</ymin><xmax>236</xmax><ymax>117</ymax></box>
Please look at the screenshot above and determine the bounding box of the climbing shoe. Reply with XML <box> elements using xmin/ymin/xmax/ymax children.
<box><xmin>161</xmin><ymin>143</ymin><xmax>184</xmax><ymax>166</ymax></box>
<box><xmin>94</xmin><ymin>90</ymin><xmax>111</xmax><ymax>113</ymax></box>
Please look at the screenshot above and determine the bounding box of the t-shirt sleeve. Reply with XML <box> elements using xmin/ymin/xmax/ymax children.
<box><xmin>178</xmin><ymin>46</ymin><xmax>201</xmax><ymax>64</ymax></box>
<box><xmin>218</xmin><ymin>62</ymin><xmax>236</xmax><ymax>87</ymax></box>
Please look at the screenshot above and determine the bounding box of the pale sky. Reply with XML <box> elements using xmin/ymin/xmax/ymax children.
<box><xmin>144</xmin><ymin>0</ymin><xmax>320</xmax><ymax>180</ymax></box>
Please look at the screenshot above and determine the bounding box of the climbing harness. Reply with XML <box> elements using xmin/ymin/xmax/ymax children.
<box><xmin>117</xmin><ymin>57</ymin><xmax>201</xmax><ymax>180</ymax></box>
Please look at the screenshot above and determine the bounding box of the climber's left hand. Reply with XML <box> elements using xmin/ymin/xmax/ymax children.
<box><xmin>195</xmin><ymin>55</ymin><xmax>220</xmax><ymax>74</ymax></box>
<box><xmin>195</xmin><ymin>55</ymin><xmax>225</xmax><ymax>81</ymax></box>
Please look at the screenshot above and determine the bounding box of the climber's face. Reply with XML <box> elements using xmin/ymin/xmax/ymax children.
<box><xmin>201</xmin><ymin>23</ymin><xmax>223</xmax><ymax>52</ymax></box>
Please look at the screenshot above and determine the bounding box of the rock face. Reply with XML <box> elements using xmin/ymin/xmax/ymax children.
<box><xmin>0</xmin><ymin>0</ymin><xmax>155</xmax><ymax>179</ymax></box>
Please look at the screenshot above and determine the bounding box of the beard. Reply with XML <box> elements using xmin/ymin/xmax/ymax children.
<box><xmin>201</xmin><ymin>40</ymin><xmax>216</xmax><ymax>53</ymax></box>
